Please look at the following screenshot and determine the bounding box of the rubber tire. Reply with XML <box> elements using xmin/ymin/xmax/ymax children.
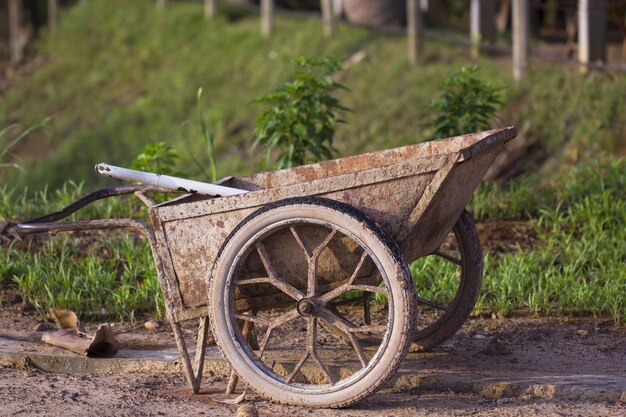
<box><xmin>209</xmin><ymin>197</ymin><xmax>417</xmax><ymax>408</ymax></box>
<box><xmin>412</xmin><ymin>210</ymin><xmax>483</xmax><ymax>350</ymax></box>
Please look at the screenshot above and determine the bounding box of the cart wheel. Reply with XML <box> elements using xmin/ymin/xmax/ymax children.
<box><xmin>411</xmin><ymin>210</ymin><xmax>483</xmax><ymax>350</ymax></box>
<box><xmin>209</xmin><ymin>197</ymin><xmax>416</xmax><ymax>408</ymax></box>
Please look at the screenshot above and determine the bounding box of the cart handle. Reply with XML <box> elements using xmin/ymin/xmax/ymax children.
<box><xmin>95</xmin><ymin>163</ymin><xmax>248</xmax><ymax>197</ymax></box>
<box><xmin>15</xmin><ymin>185</ymin><xmax>158</xmax><ymax>232</ymax></box>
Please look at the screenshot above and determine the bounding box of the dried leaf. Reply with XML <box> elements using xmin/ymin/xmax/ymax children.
<box><xmin>50</xmin><ymin>308</ymin><xmax>86</xmax><ymax>334</ymax></box>
<box><xmin>211</xmin><ymin>390</ymin><xmax>247</xmax><ymax>405</ymax></box>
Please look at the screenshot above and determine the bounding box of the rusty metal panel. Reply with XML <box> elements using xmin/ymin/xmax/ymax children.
<box><xmin>321</xmin><ymin>173</ymin><xmax>434</xmax><ymax>239</ymax></box>
<box><xmin>162</xmin><ymin>208</ymin><xmax>255</xmax><ymax>308</ymax></box>
<box><xmin>401</xmin><ymin>144</ymin><xmax>503</xmax><ymax>261</ymax></box>
<box><xmin>159</xmin><ymin>173</ymin><xmax>433</xmax><ymax>311</ymax></box>
<box><xmin>151</xmin><ymin>126</ymin><xmax>517</xmax><ymax>319</ymax></box>
<box><xmin>227</xmin><ymin>128</ymin><xmax>512</xmax><ymax>191</ymax></box>
<box><xmin>155</xmin><ymin>154</ymin><xmax>448</xmax><ymax>223</ymax></box>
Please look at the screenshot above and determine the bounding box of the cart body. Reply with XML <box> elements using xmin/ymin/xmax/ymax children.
<box><xmin>151</xmin><ymin>127</ymin><xmax>515</xmax><ymax>323</ymax></box>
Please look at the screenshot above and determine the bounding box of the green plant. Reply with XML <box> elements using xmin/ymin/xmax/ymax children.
<box><xmin>2</xmin><ymin>1</ymin><xmax>625</xmax><ymax>189</ymax></box>
<box><xmin>253</xmin><ymin>56</ymin><xmax>349</xmax><ymax>169</ymax></box>
<box><xmin>6</xmin><ymin>234</ymin><xmax>163</xmax><ymax>321</ymax></box>
<box><xmin>194</xmin><ymin>87</ymin><xmax>218</xmax><ymax>182</ymax></box>
<box><xmin>131</xmin><ymin>142</ymin><xmax>182</xmax><ymax>176</ymax></box>
<box><xmin>428</xmin><ymin>65</ymin><xmax>502</xmax><ymax>139</ymax></box>
<box><xmin>0</xmin><ymin>122</ymin><xmax>46</xmax><ymax>171</ymax></box>
<box><xmin>471</xmin><ymin>175</ymin><xmax>541</xmax><ymax>220</ymax></box>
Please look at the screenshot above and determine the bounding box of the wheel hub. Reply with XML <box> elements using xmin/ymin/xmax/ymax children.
<box><xmin>296</xmin><ymin>298</ymin><xmax>318</xmax><ymax>317</ymax></box>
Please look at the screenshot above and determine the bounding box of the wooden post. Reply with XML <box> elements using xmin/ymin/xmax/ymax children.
<box><xmin>48</xmin><ymin>0</ymin><xmax>59</xmax><ymax>31</ymax></box>
<box><xmin>205</xmin><ymin>0</ymin><xmax>217</xmax><ymax>19</ymax></box>
<box><xmin>512</xmin><ymin>0</ymin><xmax>529</xmax><ymax>81</ymax></box>
<box><xmin>321</xmin><ymin>0</ymin><xmax>334</xmax><ymax>37</ymax></box>
<box><xmin>623</xmin><ymin>10</ymin><xmax>626</xmax><ymax>60</ymax></box>
<box><xmin>578</xmin><ymin>0</ymin><xmax>607</xmax><ymax>73</ymax></box>
<box><xmin>471</xmin><ymin>0</ymin><xmax>497</xmax><ymax>58</ymax></box>
<box><xmin>261</xmin><ymin>0</ymin><xmax>273</xmax><ymax>36</ymax></box>
<box><xmin>482</xmin><ymin>0</ymin><xmax>497</xmax><ymax>43</ymax></box>
<box><xmin>407</xmin><ymin>0</ymin><xmax>423</xmax><ymax>67</ymax></box>
<box><xmin>496</xmin><ymin>0</ymin><xmax>511</xmax><ymax>34</ymax></box>
<box><xmin>8</xmin><ymin>0</ymin><xmax>23</xmax><ymax>65</ymax></box>
<box><xmin>332</xmin><ymin>0</ymin><xmax>343</xmax><ymax>18</ymax></box>
<box><xmin>470</xmin><ymin>0</ymin><xmax>481</xmax><ymax>59</ymax></box>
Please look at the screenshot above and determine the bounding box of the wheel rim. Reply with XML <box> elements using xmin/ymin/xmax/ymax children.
<box><xmin>415</xmin><ymin>223</ymin><xmax>467</xmax><ymax>341</ymax></box>
<box><xmin>223</xmin><ymin>218</ymin><xmax>395</xmax><ymax>395</ymax></box>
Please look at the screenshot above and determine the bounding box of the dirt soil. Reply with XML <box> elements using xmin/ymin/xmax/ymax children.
<box><xmin>1</xmin><ymin>303</ymin><xmax>625</xmax><ymax>416</ymax></box>
<box><xmin>0</xmin><ymin>218</ymin><xmax>623</xmax><ymax>415</ymax></box>
<box><xmin>1</xmin><ymin>368</ymin><xmax>623</xmax><ymax>417</ymax></box>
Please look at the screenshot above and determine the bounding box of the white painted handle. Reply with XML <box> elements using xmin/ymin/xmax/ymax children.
<box><xmin>95</xmin><ymin>163</ymin><xmax>248</xmax><ymax>197</ymax></box>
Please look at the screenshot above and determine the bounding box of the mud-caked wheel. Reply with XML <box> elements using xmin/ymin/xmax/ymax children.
<box><xmin>411</xmin><ymin>210</ymin><xmax>483</xmax><ymax>350</ymax></box>
<box><xmin>209</xmin><ymin>197</ymin><xmax>416</xmax><ymax>408</ymax></box>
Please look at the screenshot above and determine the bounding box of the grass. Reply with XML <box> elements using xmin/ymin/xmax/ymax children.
<box><xmin>0</xmin><ymin>180</ymin><xmax>138</xmax><ymax>221</ymax></box>
<box><xmin>0</xmin><ymin>0</ymin><xmax>624</xmax><ymax>323</ymax></box>
<box><xmin>2</xmin><ymin>235</ymin><xmax>163</xmax><ymax>321</ymax></box>
<box><xmin>1</xmin><ymin>157</ymin><xmax>624</xmax><ymax>323</ymax></box>
<box><xmin>0</xmin><ymin>182</ymin><xmax>159</xmax><ymax>320</ymax></box>
<box><xmin>470</xmin><ymin>156</ymin><xmax>626</xmax><ymax>220</ymax></box>
<box><xmin>411</xmin><ymin>156</ymin><xmax>626</xmax><ymax>323</ymax></box>
<box><xmin>1</xmin><ymin>0</ymin><xmax>625</xmax><ymax>191</ymax></box>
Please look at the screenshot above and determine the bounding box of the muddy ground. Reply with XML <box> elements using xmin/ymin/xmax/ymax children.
<box><xmin>1</xmin><ymin>367</ymin><xmax>624</xmax><ymax>417</ymax></box>
<box><xmin>0</xmin><ymin>219</ymin><xmax>622</xmax><ymax>416</ymax></box>
<box><xmin>1</xmin><ymin>300</ymin><xmax>625</xmax><ymax>416</ymax></box>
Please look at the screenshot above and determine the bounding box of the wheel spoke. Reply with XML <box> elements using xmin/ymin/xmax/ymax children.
<box><xmin>258</xmin><ymin>309</ymin><xmax>300</xmax><ymax>358</ymax></box>
<box><xmin>312</xmin><ymin>229</ymin><xmax>337</xmax><ymax>258</ymax></box>
<box><xmin>235</xmin><ymin>277</ymin><xmax>271</xmax><ymax>285</ymax></box>
<box><xmin>290</xmin><ymin>226</ymin><xmax>313</xmax><ymax>258</ymax></box>
<box><xmin>286</xmin><ymin>351</ymin><xmax>310</xmax><ymax>383</ymax></box>
<box><xmin>330</xmin><ymin>292</ymin><xmax>369</xmax><ymax>307</ymax></box>
<box><xmin>324</xmin><ymin>306</ymin><xmax>386</xmax><ymax>335</ymax></box>
<box><xmin>363</xmin><ymin>293</ymin><xmax>372</xmax><ymax>325</ymax></box>
<box><xmin>349</xmin><ymin>284</ymin><xmax>387</xmax><ymax>294</ymax></box>
<box><xmin>416</xmin><ymin>295</ymin><xmax>447</xmax><ymax>311</ymax></box>
<box><xmin>347</xmin><ymin>332</ymin><xmax>368</xmax><ymax>368</ymax></box>
<box><xmin>233</xmin><ymin>313</ymin><xmax>271</xmax><ymax>326</ymax></box>
<box><xmin>320</xmin><ymin>251</ymin><xmax>369</xmax><ymax>303</ymax></box>
<box><xmin>308</xmin><ymin>317</ymin><xmax>336</xmax><ymax>385</ymax></box>
<box><xmin>307</xmin><ymin>229</ymin><xmax>338</xmax><ymax>296</ymax></box>
<box><xmin>347</xmin><ymin>324</ymin><xmax>387</xmax><ymax>334</ymax></box>
<box><xmin>433</xmin><ymin>250</ymin><xmax>462</xmax><ymax>266</ymax></box>
<box><xmin>256</xmin><ymin>242</ymin><xmax>304</xmax><ymax>301</ymax></box>
<box><xmin>318</xmin><ymin>306</ymin><xmax>368</xmax><ymax>368</ymax></box>
<box><xmin>258</xmin><ymin>327</ymin><xmax>274</xmax><ymax>358</ymax></box>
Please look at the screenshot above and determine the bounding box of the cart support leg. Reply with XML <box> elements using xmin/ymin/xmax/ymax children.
<box><xmin>224</xmin><ymin>319</ymin><xmax>255</xmax><ymax>394</ymax></box>
<box><xmin>193</xmin><ymin>317</ymin><xmax>210</xmax><ymax>391</ymax></box>
<box><xmin>363</xmin><ymin>293</ymin><xmax>372</xmax><ymax>325</ymax></box>
<box><xmin>225</xmin><ymin>371</ymin><xmax>239</xmax><ymax>394</ymax></box>
<box><xmin>172</xmin><ymin>322</ymin><xmax>199</xmax><ymax>393</ymax></box>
